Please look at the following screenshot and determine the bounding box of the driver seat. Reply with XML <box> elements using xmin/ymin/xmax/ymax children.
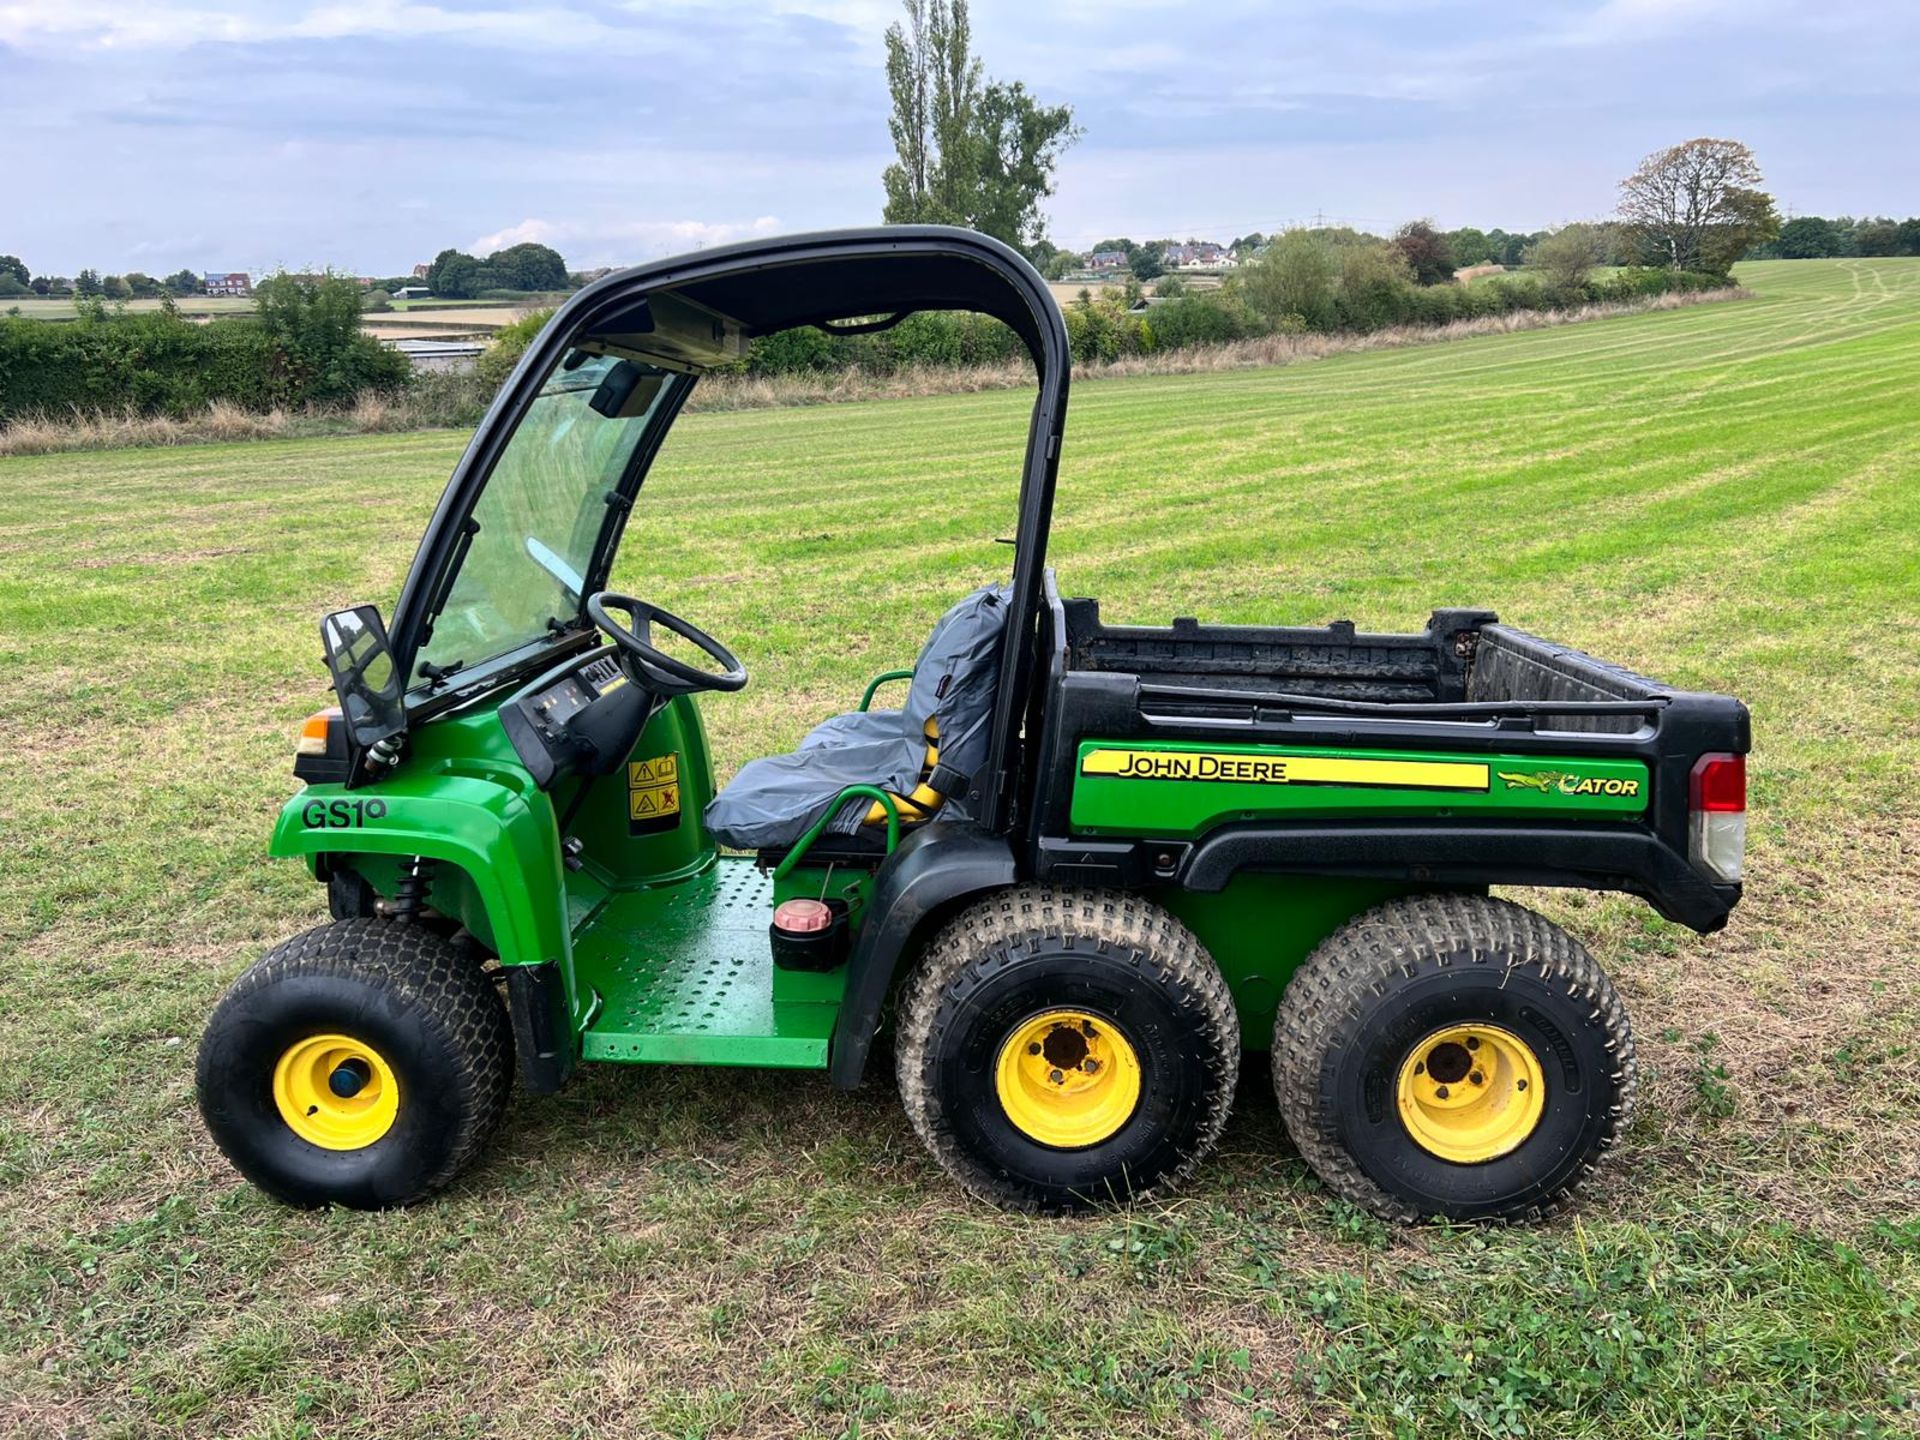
<box><xmin>704</xmin><ymin>584</ymin><xmax>1013</xmax><ymax>856</ymax></box>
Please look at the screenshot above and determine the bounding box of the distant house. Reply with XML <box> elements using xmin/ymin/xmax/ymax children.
<box><xmin>411</xmin><ymin>263</ymin><xmax>432</xmax><ymax>280</ymax></box>
<box><xmin>1163</xmin><ymin>243</ymin><xmax>1231</xmax><ymax>270</ymax></box>
<box><xmin>1089</xmin><ymin>250</ymin><xmax>1129</xmax><ymax>270</ymax></box>
<box><xmin>203</xmin><ymin>272</ymin><xmax>252</xmax><ymax>298</ymax></box>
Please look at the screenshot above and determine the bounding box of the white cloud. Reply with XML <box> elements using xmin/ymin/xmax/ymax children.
<box><xmin>469</xmin><ymin>215</ymin><xmax>784</xmax><ymax>263</ymax></box>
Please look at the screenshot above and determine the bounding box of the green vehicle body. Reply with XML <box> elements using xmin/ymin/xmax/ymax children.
<box><xmin>273</xmin><ymin>696</ymin><xmax>1681</xmax><ymax>1080</ymax></box>
<box><xmin>270</xmin><ymin>226</ymin><xmax>1746</xmax><ymax>1101</ymax></box>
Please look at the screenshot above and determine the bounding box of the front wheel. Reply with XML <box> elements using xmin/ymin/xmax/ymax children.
<box><xmin>1273</xmin><ymin>893</ymin><xmax>1635</xmax><ymax>1223</ymax></box>
<box><xmin>895</xmin><ymin>887</ymin><xmax>1239</xmax><ymax>1213</ymax></box>
<box><xmin>196</xmin><ymin>919</ymin><xmax>513</xmax><ymax>1208</ymax></box>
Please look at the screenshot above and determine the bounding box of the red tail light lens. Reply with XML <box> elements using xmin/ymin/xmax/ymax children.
<box><xmin>1688</xmin><ymin>753</ymin><xmax>1747</xmax><ymax>883</ymax></box>
<box><xmin>1690</xmin><ymin>753</ymin><xmax>1746</xmax><ymax>813</ymax></box>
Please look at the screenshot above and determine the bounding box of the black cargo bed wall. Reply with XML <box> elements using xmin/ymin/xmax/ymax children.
<box><xmin>1468</xmin><ymin>626</ymin><xmax>1666</xmax><ymax>735</ymax></box>
<box><xmin>1060</xmin><ymin>599</ymin><xmax>1495</xmax><ymax>704</ymax></box>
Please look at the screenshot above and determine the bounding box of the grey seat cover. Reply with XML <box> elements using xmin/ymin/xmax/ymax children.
<box><xmin>704</xmin><ymin>583</ymin><xmax>1013</xmax><ymax>850</ymax></box>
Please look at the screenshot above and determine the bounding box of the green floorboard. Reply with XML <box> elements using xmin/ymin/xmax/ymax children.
<box><xmin>574</xmin><ymin>857</ymin><xmax>839</xmax><ymax>1067</ymax></box>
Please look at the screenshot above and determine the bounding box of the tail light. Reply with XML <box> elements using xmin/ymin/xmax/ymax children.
<box><xmin>1688</xmin><ymin>753</ymin><xmax>1746</xmax><ymax>883</ymax></box>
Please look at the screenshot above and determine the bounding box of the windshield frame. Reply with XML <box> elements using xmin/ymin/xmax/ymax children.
<box><xmin>384</xmin><ymin>228</ymin><xmax>1070</xmax><ymax>835</ymax></box>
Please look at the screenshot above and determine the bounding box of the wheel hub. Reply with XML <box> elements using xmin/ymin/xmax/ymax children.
<box><xmin>1395</xmin><ymin>1023</ymin><xmax>1545</xmax><ymax>1164</ymax></box>
<box><xmin>273</xmin><ymin>1034</ymin><xmax>400</xmax><ymax>1150</ymax></box>
<box><xmin>994</xmin><ymin>1009</ymin><xmax>1142</xmax><ymax>1149</ymax></box>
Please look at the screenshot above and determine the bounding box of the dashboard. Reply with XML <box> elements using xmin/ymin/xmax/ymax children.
<box><xmin>503</xmin><ymin>649</ymin><xmax>652</xmax><ymax>788</ymax></box>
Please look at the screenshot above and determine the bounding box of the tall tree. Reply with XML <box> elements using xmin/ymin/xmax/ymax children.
<box><xmin>0</xmin><ymin>255</ymin><xmax>27</xmax><ymax>286</ymax></box>
<box><xmin>426</xmin><ymin>248</ymin><xmax>484</xmax><ymax>299</ymax></box>
<box><xmin>1617</xmin><ymin>138</ymin><xmax>1776</xmax><ymax>274</ymax></box>
<box><xmin>880</xmin><ymin>0</ymin><xmax>1076</xmax><ymax>253</ymax></box>
<box><xmin>1391</xmin><ymin>220</ymin><xmax>1455</xmax><ymax>285</ymax></box>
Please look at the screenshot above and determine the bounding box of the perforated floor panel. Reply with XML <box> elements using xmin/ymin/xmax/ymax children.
<box><xmin>572</xmin><ymin>858</ymin><xmax>839</xmax><ymax>1068</ymax></box>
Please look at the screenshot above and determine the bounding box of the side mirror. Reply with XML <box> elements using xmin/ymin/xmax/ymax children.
<box><xmin>320</xmin><ymin>605</ymin><xmax>407</xmax><ymax>752</ymax></box>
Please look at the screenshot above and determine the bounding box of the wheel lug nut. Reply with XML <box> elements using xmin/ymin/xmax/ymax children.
<box><xmin>1470</xmin><ymin>1071</ymin><xmax>1484</xmax><ymax>1086</ymax></box>
<box><xmin>1083</xmin><ymin>1059</ymin><xmax>1100</xmax><ymax>1074</ymax></box>
<box><xmin>1414</xmin><ymin>1062</ymin><xmax>1425</xmax><ymax>1075</ymax></box>
<box><xmin>1466</xmin><ymin>1037</ymin><xmax>1480</xmax><ymax>1051</ymax></box>
<box><xmin>1516</xmin><ymin>1079</ymin><xmax>1529</xmax><ymax>1091</ymax></box>
<box><xmin>1027</xmin><ymin>1043</ymin><xmax>1042</xmax><ymax>1056</ymax></box>
<box><xmin>1049</xmin><ymin>1068</ymin><xmax>1065</xmax><ymax>1084</ymax></box>
<box><xmin>1435</xmin><ymin>1085</ymin><xmax>1450</xmax><ymax>1099</ymax></box>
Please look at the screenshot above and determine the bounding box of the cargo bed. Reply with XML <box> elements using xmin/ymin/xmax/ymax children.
<box><xmin>1026</xmin><ymin>579</ymin><xmax>1749</xmax><ymax>932</ymax></box>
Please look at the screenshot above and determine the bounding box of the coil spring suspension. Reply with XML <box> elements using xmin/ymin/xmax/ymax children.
<box><xmin>391</xmin><ymin>856</ymin><xmax>435</xmax><ymax>922</ymax></box>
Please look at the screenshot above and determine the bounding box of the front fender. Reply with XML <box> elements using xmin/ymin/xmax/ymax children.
<box><xmin>271</xmin><ymin>773</ymin><xmax>573</xmax><ymax>992</ymax></box>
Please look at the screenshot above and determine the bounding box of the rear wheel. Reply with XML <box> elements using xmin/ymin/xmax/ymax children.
<box><xmin>1273</xmin><ymin>893</ymin><xmax>1634</xmax><ymax>1223</ymax></box>
<box><xmin>896</xmin><ymin>887</ymin><xmax>1238</xmax><ymax>1213</ymax></box>
<box><xmin>197</xmin><ymin>919</ymin><xmax>513</xmax><ymax>1208</ymax></box>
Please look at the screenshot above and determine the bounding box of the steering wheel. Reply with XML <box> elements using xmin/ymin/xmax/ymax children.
<box><xmin>586</xmin><ymin>592</ymin><xmax>749</xmax><ymax>697</ymax></box>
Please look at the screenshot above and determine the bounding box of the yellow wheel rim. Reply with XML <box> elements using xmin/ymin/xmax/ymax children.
<box><xmin>1395</xmin><ymin>1023</ymin><xmax>1545</xmax><ymax>1163</ymax></box>
<box><xmin>272</xmin><ymin>1033</ymin><xmax>400</xmax><ymax>1151</ymax></box>
<box><xmin>994</xmin><ymin>1009</ymin><xmax>1143</xmax><ymax>1149</ymax></box>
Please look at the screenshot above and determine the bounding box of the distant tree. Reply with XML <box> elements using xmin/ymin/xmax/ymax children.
<box><xmin>1338</xmin><ymin>243</ymin><xmax>1416</xmax><ymax>328</ymax></box>
<box><xmin>74</xmin><ymin>268</ymin><xmax>102</xmax><ymax>297</ymax></box>
<box><xmin>881</xmin><ymin>0</ymin><xmax>1077</xmax><ymax>251</ymax></box>
<box><xmin>1129</xmin><ymin>246</ymin><xmax>1165</xmax><ymax>282</ymax></box>
<box><xmin>1040</xmin><ymin>250</ymin><xmax>1078</xmax><ymax>280</ymax></box>
<box><xmin>1853</xmin><ymin>219</ymin><xmax>1901</xmax><ymax>257</ymax></box>
<box><xmin>1896</xmin><ymin>219</ymin><xmax>1920</xmax><ymax>256</ymax></box>
<box><xmin>1775</xmin><ymin>216</ymin><xmax>1844</xmax><ymax>259</ymax></box>
<box><xmin>1154</xmin><ymin>271</ymin><xmax>1188</xmax><ymax>297</ymax></box>
<box><xmin>1618</xmin><ymin>138</ymin><xmax>1774</xmax><ymax>274</ymax></box>
<box><xmin>0</xmin><ymin>255</ymin><xmax>27</xmax><ymax>287</ymax></box>
<box><xmin>0</xmin><ymin>273</ymin><xmax>27</xmax><ymax>298</ymax></box>
<box><xmin>426</xmin><ymin>248</ymin><xmax>484</xmax><ymax>299</ymax></box>
<box><xmin>123</xmin><ymin>271</ymin><xmax>163</xmax><ymax>298</ymax></box>
<box><xmin>1391</xmin><ymin>220</ymin><xmax>1455</xmax><ymax>285</ymax></box>
<box><xmin>1525</xmin><ymin>223</ymin><xmax>1606</xmax><ymax>293</ymax></box>
<box><xmin>100</xmin><ymin>274</ymin><xmax>133</xmax><ymax>299</ymax></box>
<box><xmin>162</xmin><ymin>268</ymin><xmax>201</xmax><ymax>296</ymax></box>
<box><xmin>362</xmin><ymin>289</ymin><xmax>394</xmax><ymax>312</ymax></box>
<box><xmin>1240</xmin><ymin>230</ymin><xmax>1339</xmax><ymax>328</ymax></box>
<box><xmin>484</xmin><ymin>242</ymin><xmax>568</xmax><ymax>291</ymax></box>
<box><xmin>1445</xmin><ymin>227</ymin><xmax>1493</xmax><ymax>267</ymax></box>
<box><xmin>1090</xmin><ymin>238</ymin><xmax>1138</xmax><ymax>258</ymax></box>
<box><xmin>1228</xmin><ymin>232</ymin><xmax>1266</xmax><ymax>255</ymax></box>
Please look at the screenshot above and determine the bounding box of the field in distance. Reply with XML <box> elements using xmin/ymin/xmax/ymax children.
<box><xmin>0</xmin><ymin>258</ymin><xmax>1916</xmax><ymax>1437</ymax></box>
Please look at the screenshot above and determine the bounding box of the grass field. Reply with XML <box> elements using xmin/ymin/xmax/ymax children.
<box><xmin>2</xmin><ymin>258</ymin><xmax>1918</xmax><ymax>1437</ymax></box>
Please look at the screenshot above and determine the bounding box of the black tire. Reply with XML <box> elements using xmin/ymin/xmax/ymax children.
<box><xmin>197</xmin><ymin>918</ymin><xmax>513</xmax><ymax>1209</ymax></box>
<box><xmin>896</xmin><ymin>886</ymin><xmax>1238</xmax><ymax>1213</ymax></box>
<box><xmin>1273</xmin><ymin>893</ymin><xmax>1634</xmax><ymax>1223</ymax></box>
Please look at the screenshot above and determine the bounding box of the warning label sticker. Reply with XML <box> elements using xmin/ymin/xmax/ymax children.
<box><xmin>627</xmin><ymin>754</ymin><xmax>682</xmax><ymax>834</ymax></box>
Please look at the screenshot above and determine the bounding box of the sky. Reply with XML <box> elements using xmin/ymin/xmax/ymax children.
<box><xmin>2</xmin><ymin>0</ymin><xmax>1914</xmax><ymax>277</ymax></box>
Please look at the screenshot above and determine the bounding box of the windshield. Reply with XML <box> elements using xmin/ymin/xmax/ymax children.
<box><xmin>416</xmin><ymin>351</ymin><xmax>682</xmax><ymax>680</ymax></box>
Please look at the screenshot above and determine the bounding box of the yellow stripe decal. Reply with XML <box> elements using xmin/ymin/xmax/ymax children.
<box><xmin>1079</xmin><ymin>748</ymin><xmax>1489</xmax><ymax>792</ymax></box>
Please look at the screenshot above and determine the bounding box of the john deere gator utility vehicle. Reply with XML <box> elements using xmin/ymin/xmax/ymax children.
<box><xmin>198</xmin><ymin>227</ymin><xmax>1750</xmax><ymax>1221</ymax></box>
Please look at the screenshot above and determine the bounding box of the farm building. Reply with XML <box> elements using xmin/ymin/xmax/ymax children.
<box><xmin>203</xmin><ymin>272</ymin><xmax>252</xmax><ymax>297</ymax></box>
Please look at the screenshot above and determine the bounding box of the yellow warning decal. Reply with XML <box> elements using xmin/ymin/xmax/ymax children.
<box><xmin>628</xmin><ymin>754</ymin><xmax>681</xmax><ymax>820</ymax></box>
<box><xmin>1079</xmin><ymin>749</ymin><xmax>1489</xmax><ymax>792</ymax></box>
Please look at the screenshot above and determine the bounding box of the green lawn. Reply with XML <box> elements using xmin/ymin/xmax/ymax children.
<box><xmin>2</xmin><ymin>258</ymin><xmax>1918</xmax><ymax>1437</ymax></box>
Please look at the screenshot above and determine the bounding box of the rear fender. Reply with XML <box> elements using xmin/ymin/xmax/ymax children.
<box><xmin>827</xmin><ymin>822</ymin><xmax>1017</xmax><ymax>1088</ymax></box>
